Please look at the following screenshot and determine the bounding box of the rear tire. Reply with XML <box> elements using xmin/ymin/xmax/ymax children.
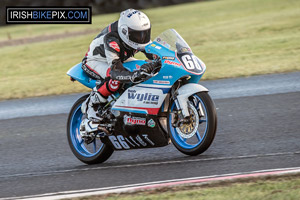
<box><xmin>67</xmin><ymin>95</ymin><xmax>114</xmax><ymax>164</ymax></box>
<box><xmin>167</xmin><ymin>92</ymin><xmax>217</xmax><ymax>155</ymax></box>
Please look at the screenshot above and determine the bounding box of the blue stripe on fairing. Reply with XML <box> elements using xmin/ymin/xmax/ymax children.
<box><xmin>136</xmin><ymin>86</ymin><xmax>170</xmax><ymax>94</ymax></box>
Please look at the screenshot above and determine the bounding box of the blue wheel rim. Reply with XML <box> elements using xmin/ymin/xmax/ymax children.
<box><xmin>169</xmin><ymin>94</ymin><xmax>208</xmax><ymax>149</ymax></box>
<box><xmin>69</xmin><ymin>104</ymin><xmax>104</xmax><ymax>157</ymax></box>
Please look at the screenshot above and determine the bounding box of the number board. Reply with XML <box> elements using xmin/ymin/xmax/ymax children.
<box><xmin>177</xmin><ymin>52</ymin><xmax>205</xmax><ymax>75</ymax></box>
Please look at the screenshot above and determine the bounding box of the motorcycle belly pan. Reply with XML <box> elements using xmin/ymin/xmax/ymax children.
<box><xmin>104</xmin><ymin>113</ymin><xmax>169</xmax><ymax>150</ymax></box>
<box><xmin>112</xmin><ymin>85</ymin><xmax>169</xmax><ymax>115</ymax></box>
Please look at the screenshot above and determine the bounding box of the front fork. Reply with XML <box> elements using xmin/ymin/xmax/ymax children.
<box><xmin>175</xmin><ymin>96</ymin><xmax>190</xmax><ymax>117</ymax></box>
<box><xmin>171</xmin><ymin>98</ymin><xmax>191</xmax><ymax>127</ymax></box>
<box><xmin>170</xmin><ymin>82</ymin><xmax>208</xmax><ymax>127</ymax></box>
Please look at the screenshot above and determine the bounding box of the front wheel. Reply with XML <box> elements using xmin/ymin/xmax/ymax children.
<box><xmin>67</xmin><ymin>95</ymin><xmax>114</xmax><ymax>164</ymax></box>
<box><xmin>167</xmin><ymin>92</ymin><xmax>217</xmax><ymax>155</ymax></box>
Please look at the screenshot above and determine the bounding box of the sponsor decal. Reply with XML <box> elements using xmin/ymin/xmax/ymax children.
<box><xmin>123</xmin><ymin>114</ymin><xmax>146</xmax><ymax>125</ymax></box>
<box><xmin>128</xmin><ymin>89</ymin><xmax>159</xmax><ymax>105</ymax></box>
<box><xmin>153</xmin><ymin>80</ymin><xmax>170</xmax><ymax>84</ymax></box>
<box><xmin>163</xmin><ymin>76</ymin><xmax>173</xmax><ymax>79</ymax></box>
<box><xmin>109</xmin><ymin>134</ymin><xmax>155</xmax><ymax>149</ymax></box>
<box><xmin>151</xmin><ymin>44</ymin><xmax>156</xmax><ymax>47</ymax></box>
<box><xmin>162</xmin><ymin>56</ymin><xmax>175</xmax><ymax>60</ymax></box>
<box><xmin>164</xmin><ymin>60</ymin><xmax>181</xmax><ymax>67</ymax></box>
<box><xmin>142</xmin><ymin>134</ymin><xmax>155</xmax><ymax>145</ymax></box>
<box><xmin>155</xmin><ymin>46</ymin><xmax>161</xmax><ymax>50</ymax></box>
<box><xmin>116</xmin><ymin>75</ymin><xmax>131</xmax><ymax>80</ymax></box>
<box><xmin>109</xmin><ymin>80</ymin><xmax>120</xmax><ymax>90</ymax></box>
<box><xmin>129</xmin><ymin>136</ymin><xmax>140</xmax><ymax>146</ymax></box>
<box><xmin>180</xmin><ymin>47</ymin><xmax>191</xmax><ymax>53</ymax></box>
<box><xmin>135</xmin><ymin>64</ymin><xmax>141</xmax><ymax>70</ymax></box>
<box><xmin>109</xmin><ymin>41</ymin><xmax>120</xmax><ymax>52</ymax></box>
<box><xmin>136</xmin><ymin>135</ymin><xmax>147</xmax><ymax>146</ymax></box>
<box><xmin>127</xmin><ymin>10</ymin><xmax>138</xmax><ymax>18</ymax></box>
<box><xmin>148</xmin><ymin>119</ymin><xmax>156</xmax><ymax>128</ymax></box>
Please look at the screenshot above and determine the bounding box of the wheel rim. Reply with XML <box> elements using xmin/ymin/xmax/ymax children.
<box><xmin>169</xmin><ymin>94</ymin><xmax>208</xmax><ymax>149</ymax></box>
<box><xmin>69</xmin><ymin>104</ymin><xmax>104</xmax><ymax>157</ymax></box>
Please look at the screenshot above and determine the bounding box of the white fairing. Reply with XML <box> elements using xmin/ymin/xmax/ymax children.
<box><xmin>112</xmin><ymin>84</ymin><xmax>169</xmax><ymax>115</ymax></box>
<box><xmin>176</xmin><ymin>83</ymin><xmax>209</xmax><ymax>117</ymax></box>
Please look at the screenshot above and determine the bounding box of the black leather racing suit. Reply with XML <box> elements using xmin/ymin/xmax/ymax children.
<box><xmin>82</xmin><ymin>21</ymin><xmax>154</xmax><ymax>83</ymax></box>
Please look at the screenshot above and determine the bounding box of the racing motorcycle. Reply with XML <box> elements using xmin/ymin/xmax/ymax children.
<box><xmin>67</xmin><ymin>29</ymin><xmax>217</xmax><ymax>164</ymax></box>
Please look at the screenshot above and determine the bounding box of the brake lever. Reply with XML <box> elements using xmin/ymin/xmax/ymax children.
<box><xmin>140</xmin><ymin>71</ymin><xmax>153</xmax><ymax>77</ymax></box>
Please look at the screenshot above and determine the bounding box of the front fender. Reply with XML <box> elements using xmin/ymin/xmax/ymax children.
<box><xmin>176</xmin><ymin>83</ymin><xmax>209</xmax><ymax>117</ymax></box>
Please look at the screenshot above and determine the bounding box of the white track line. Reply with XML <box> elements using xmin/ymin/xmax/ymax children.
<box><xmin>1</xmin><ymin>151</ymin><xmax>299</xmax><ymax>179</ymax></box>
<box><xmin>3</xmin><ymin>167</ymin><xmax>300</xmax><ymax>200</ymax></box>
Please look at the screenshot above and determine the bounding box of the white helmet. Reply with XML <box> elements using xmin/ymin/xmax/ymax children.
<box><xmin>118</xmin><ymin>9</ymin><xmax>151</xmax><ymax>50</ymax></box>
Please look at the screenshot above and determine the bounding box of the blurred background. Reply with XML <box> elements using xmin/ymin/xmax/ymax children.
<box><xmin>0</xmin><ymin>0</ymin><xmax>299</xmax><ymax>100</ymax></box>
<box><xmin>0</xmin><ymin>0</ymin><xmax>205</xmax><ymax>25</ymax></box>
<box><xmin>0</xmin><ymin>1</ymin><xmax>299</xmax><ymax>199</ymax></box>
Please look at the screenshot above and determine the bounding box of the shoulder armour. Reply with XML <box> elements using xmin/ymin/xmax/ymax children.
<box><xmin>104</xmin><ymin>33</ymin><xmax>122</xmax><ymax>54</ymax></box>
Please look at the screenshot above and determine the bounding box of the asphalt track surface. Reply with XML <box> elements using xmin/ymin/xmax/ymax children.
<box><xmin>0</xmin><ymin>72</ymin><xmax>300</xmax><ymax>199</ymax></box>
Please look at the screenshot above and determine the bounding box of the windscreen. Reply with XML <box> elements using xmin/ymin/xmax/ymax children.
<box><xmin>154</xmin><ymin>29</ymin><xmax>192</xmax><ymax>53</ymax></box>
<box><xmin>154</xmin><ymin>29</ymin><xmax>205</xmax><ymax>75</ymax></box>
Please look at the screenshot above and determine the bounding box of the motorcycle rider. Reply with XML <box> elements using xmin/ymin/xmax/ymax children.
<box><xmin>81</xmin><ymin>9</ymin><xmax>159</xmax><ymax>133</ymax></box>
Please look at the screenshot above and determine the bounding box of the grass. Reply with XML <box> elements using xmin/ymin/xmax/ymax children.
<box><xmin>0</xmin><ymin>0</ymin><xmax>300</xmax><ymax>100</ymax></box>
<box><xmin>68</xmin><ymin>175</ymin><xmax>300</xmax><ymax>200</ymax></box>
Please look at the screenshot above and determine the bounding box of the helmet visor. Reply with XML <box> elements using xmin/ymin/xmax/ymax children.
<box><xmin>128</xmin><ymin>28</ymin><xmax>151</xmax><ymax>44</ymax></box>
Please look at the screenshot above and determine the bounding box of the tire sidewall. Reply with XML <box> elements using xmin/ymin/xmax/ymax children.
<box><xmin>66</xmin><ymin>95</ymin><xmax>114</xmax><ymax>164</ymax></box>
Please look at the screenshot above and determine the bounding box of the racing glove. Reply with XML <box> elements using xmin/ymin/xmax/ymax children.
<box><xmin>110</xmin><ymin>68</ymin><xmax>145</xmax><ymax>83</ymax></box>
<box><xmin>140</xmin><ymin>61</ymin><xmax>161</xmax><ymax>74</ymax></box>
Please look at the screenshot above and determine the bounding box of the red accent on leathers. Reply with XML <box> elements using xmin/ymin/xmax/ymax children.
<box><xmin>98</xmin><ymin>79</ymin><xmax>120</xmax><ymax>97</ymax></box>
<box><xmin>98</xmin><ymin>84</ymin><xmax>111</xmax><ymax>97</ymax></box>
<box><xmin>85</xmin><ymin>47</ymin><xmax>90</xmax><ymax>57</ymax></box>
<box><xmin>109</xmin><ymin>41</ymin><xmax>120</xmax><ymax>52</ymax></box>
<box><xmin>106</xmin><ymin>68</ymin><xmax>111</xmax><ymax>77</ymax></box>
<box><xmin>97</xmin><ymin>68</ymin><xmax>120</xmax><ymax>97</ymax></box>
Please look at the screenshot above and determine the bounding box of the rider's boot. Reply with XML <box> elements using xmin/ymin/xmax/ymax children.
<box><xmin>81</xmin><ymin>87</ymin><xmax>107</xmax><ymax>134</ymax></box>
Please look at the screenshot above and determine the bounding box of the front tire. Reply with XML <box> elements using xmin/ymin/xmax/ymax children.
<box><xmin>67</xmin><ymin>95</ymin><xmax>114</xmax><ymax>164</ymax></box>
<box><xmin>167</xmin><ymin>92</ymin><xmax>217</xmax><ymax>155</ymax></box>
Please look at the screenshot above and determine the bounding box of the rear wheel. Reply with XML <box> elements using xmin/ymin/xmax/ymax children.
<box><xmin>67</xmin><ymin>95</ymin><xmax>114</xmax><ymax>164</ymax></box>
<box><xmin>167</xmin><ymin>92</ymin><xmax>217</xmax><ymax>155</ymax></box>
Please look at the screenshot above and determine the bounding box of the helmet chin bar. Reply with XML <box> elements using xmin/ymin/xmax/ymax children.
<box><xmin>127</xmin><ymin>40</ymin><xmax>148</xmax><ymax>51</ymax></box>
<box><xmin>118</xmin><ymin>9</ymin><xmax>151</xmax><ymax>51</ymax></box>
